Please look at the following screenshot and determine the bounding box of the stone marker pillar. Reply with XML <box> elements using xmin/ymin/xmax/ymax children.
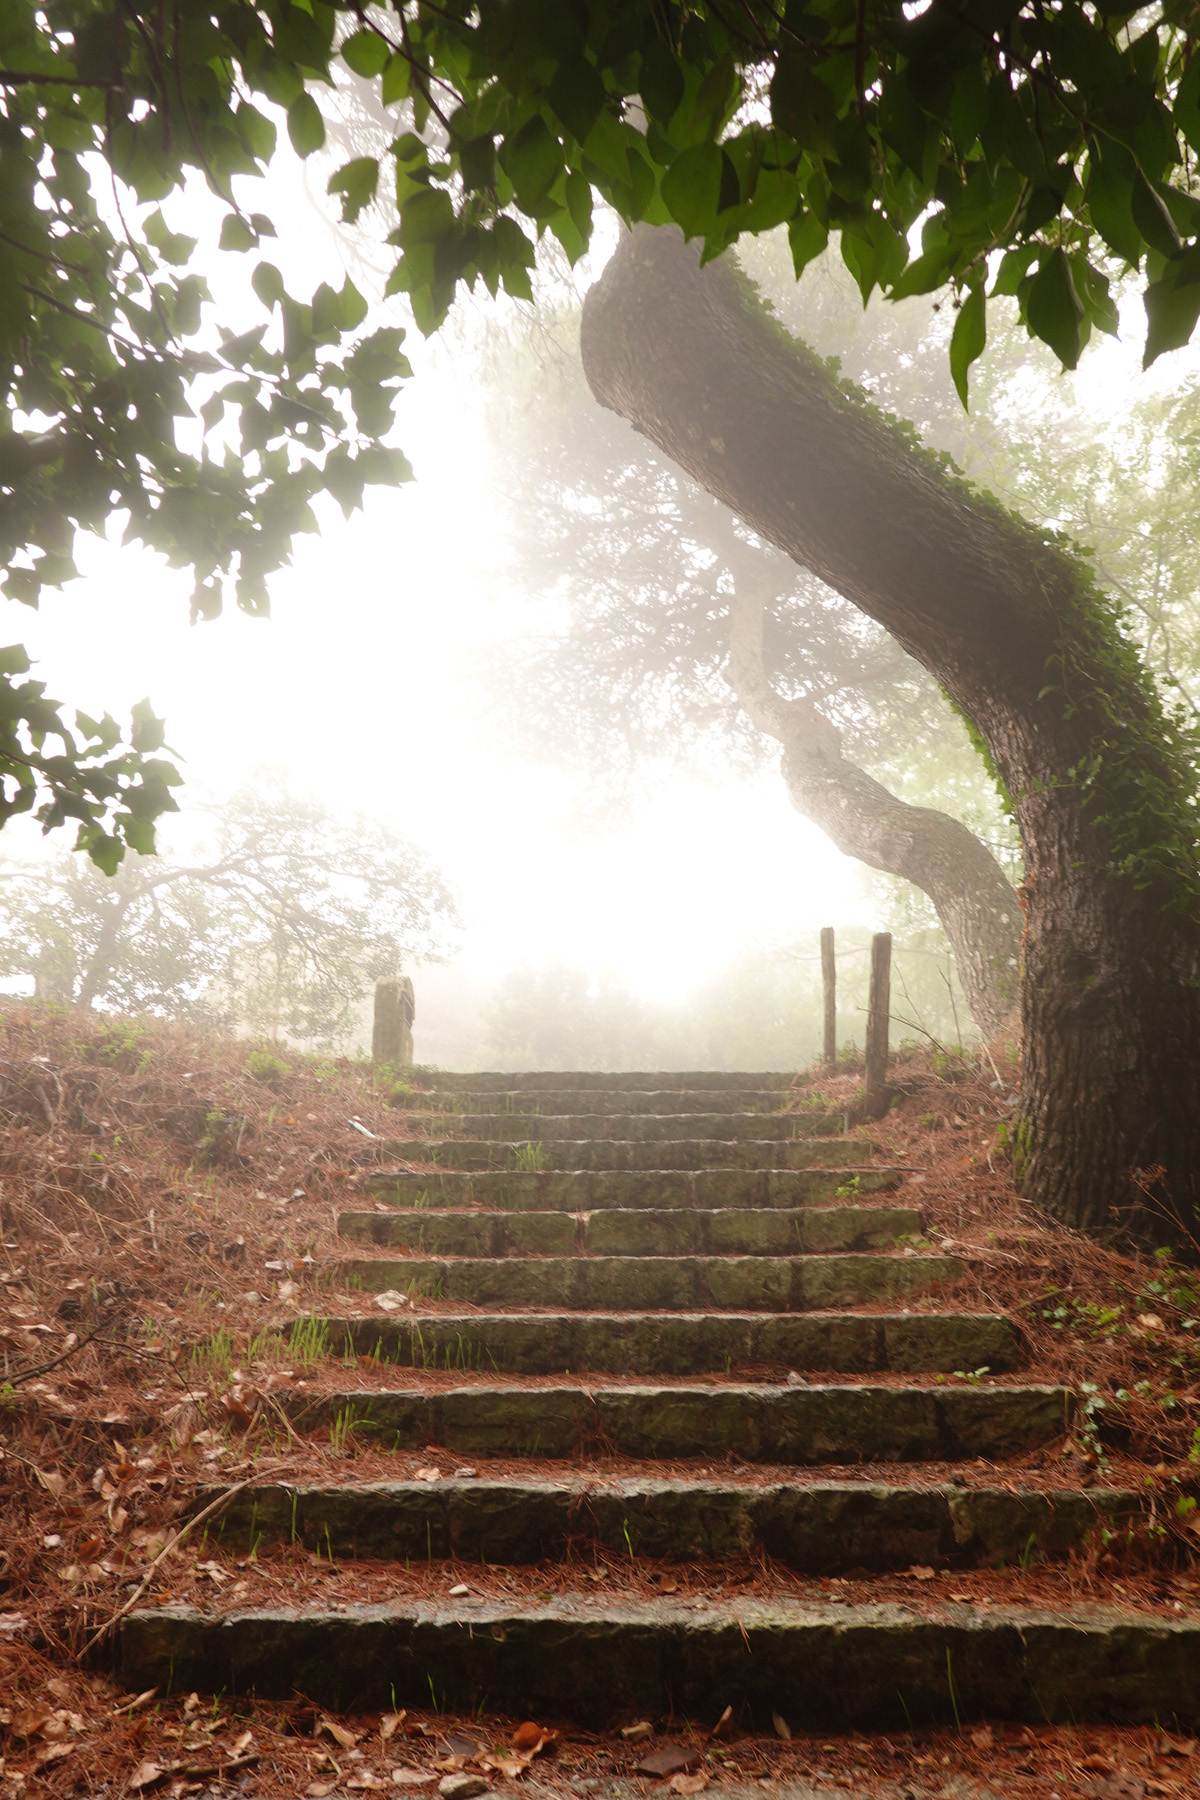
<box><xmin>373</xmin><ymin>975</ymin><xmax>414</xmax><ymax>1069</ymax></box>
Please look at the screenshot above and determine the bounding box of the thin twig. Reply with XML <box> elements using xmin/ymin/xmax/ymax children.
<box><xmin>8</xmin><ymin>1323</ymin><xmax>106</xmax><ymax>1388</ymax></box>
<box><xmin>81</xmin><ymin>1462</ymin><xmax>290</xmax><ymax>1656</ymax></box>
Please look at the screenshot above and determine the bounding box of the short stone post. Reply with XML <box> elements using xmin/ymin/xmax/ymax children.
<box><xmin>864</xmin><ymin>932</ymin><xmax>892</xmax><ymax>1119</ymax></box>
<box><xmin>820</xmin><ymin>927</ymin><xmax>836</xmax><ymax>1070</ymax></box>
<box><xmin>373</xmin><ymin>975</ymin><xmax>414</xmax><ymax>1069</ymax></box>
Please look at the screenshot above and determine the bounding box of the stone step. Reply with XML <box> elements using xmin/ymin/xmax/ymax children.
<box><xmin>404</xmin><ymin>1111</ymin><xmax>844</xmax><ymax>1141</ymax></box>
<box><xmin>282</xmin><ymin>1381</ymin><xmax>1070</xmax><ymax>1462</ymax></box>
<box><xmin>408</xmin><ymin>1137</ymin><xmax>873</xmax><ymax>1171</ymax></box>
<box><xmin>408</xmin><ymin>1071</ymin><xmax>800</xmax><ymax>1093</ymax></box>
<box><xmin>339</xmin><ymin>1250</ymin><xmax>963</xmax><ymax>1310</ymax></box>
<box><xmin>317</xmin><ymin>1309</ymin><xmax>1020</xmax><ymax>1375</ymax></box>
<box><xmin>365</xmin><ymin>1168</ymin><xmax>898</xmax><ymax>1212</ymax></box>
<box><xmin>339</xmin><ymin>1203</ymin><xmax>921</xmax><ymax>1258</ymax></box>
<box><xmin>394</xmin><ymin>1089</ymin><xmax>799</xmax><ymax>1115</ymax></box>
<box><xmin>206</xmin><ymin>1474</ymin><xmax>1136</xmax><ymax>1571</ymax></box>
<box><xmin>118</xmin><ymin>1591</ymin><xmax>1189</xmax><ymax>1727</ymax></box>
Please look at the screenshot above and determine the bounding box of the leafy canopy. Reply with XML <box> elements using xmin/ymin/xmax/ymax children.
<box><xmin>5</xmin><ymin>0</ymin><xmax>1200</xmax><ymax>857</ymax></box>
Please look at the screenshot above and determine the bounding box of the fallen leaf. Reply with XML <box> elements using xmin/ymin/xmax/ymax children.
<box><xmin>709</xmin><ymin>1706</ymin><xmax>733</xmax><ymax>1741</ymax></box>
<box><xmin>0</xmin><ymin>1612</ymin><xmax>27</xmax><ymax>1635</ymax></box>
<box><xmin>448</xmin><ymin>1584</ymin><xmax>469</xmax><ymax>1598</ymax></box>
<box><xmin>124</xmin><ymin>1689</ymin><xmax>160</xmax><ymax>1716</ymax></box>
<box><xmin>636</xmin><ymin>1746</ymin><xmax>703</xmax><ymax>1779</ymax></box>
<box><xmin>669</xmin><ymin>1776</ymin><xmax>708</xmax><ymax>1795</ymax></box>
<box><xmin>306</xmin><ymin>1783</ymin><xmax>337</xmax><ymax>1797</ymax></box>
<box><xmin>1137</xmin><ymin>1314</ymin><xmax>1165</xmax><ymax>1331</ymax></box>
<box><xmin>347</xmin><ymin>1773</ymin><xmax>387</xmax><ymax>1790</ymax></box>
<box><xmin>390</xmin><ymin>1773</ymin><xmax>434</xmax><ymax>1788</ymax></box>
<box><xmin>380</xmin><ymin>1713</ymin><xmax>406</xmax><ymax>1742</ymax></box>
<box><xmin>621</xmin><ymin>1721</ymin><xmax>653</xmax><ymax>1742</ymax></box>
<box><xmin>130</xmin><ymin>1761</ymin><xmax>166</xmax><ymax>1792</ymax></box>
<box><xmin>771</xmin><ymin>1714</ymin><xmax>791</xmax><ymax>1743</ymax></box>
<box><xmin>1157</xmin><ymin>1734</ymin><xmax>1197</xmax><ymax>1757</ymax></box>
<box><xmin>478</xmin><ymin>1752</ymin><xmax>527</xmax><ymax>1780</ymax></box>
<box><xmin>970</xmin><ymin>1726</ymin><xmax>995</xmax><ymax>1750</ymax></box>
<box><xmin>908</xmin><ymin>1565</ymin><xmax>936</xmax><ymax>1581</ymax></box>
<box><xmin>319</xmin><ymin>1719</ymin><xmax>359</xmax><ymax>1751</ymax></box>
<box><xmin>414</xmin><ymin>1467</ymin><xmax>441</xmax><ymax>1483</ymax></box>
<box><xmin>34</xmin><ymin>1744</ymin><xmax>75</xmax><ymax>1768</ymax></box>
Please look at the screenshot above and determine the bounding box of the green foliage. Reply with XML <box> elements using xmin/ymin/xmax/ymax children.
<box><xmin>245</xmin><ymin>1047</ymin><xmax>292</xmax><ymax>1088</ymax></box>
<box><xmin>4</xmin><ymin>0</ymin><xmax>1200</xmax><ymax>871</ymax></box>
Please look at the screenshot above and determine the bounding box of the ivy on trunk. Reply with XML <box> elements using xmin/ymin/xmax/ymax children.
<box><xmin>581</xmin><ymin>226</ymin><xmax>1200</xmax><ymax>1245</ymax></box>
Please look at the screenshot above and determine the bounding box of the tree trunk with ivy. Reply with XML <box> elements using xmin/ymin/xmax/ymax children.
<box><xmin>581</xmin><ymin>226</ymin><xmax>1200</xmax><ymax>1244</ymax></box>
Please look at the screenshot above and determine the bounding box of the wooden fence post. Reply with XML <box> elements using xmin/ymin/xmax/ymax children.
<box><xmin>373</xmin><ymin>975</ymin><xmax>414</xmax><ymax>1069</ymax></box>
<box><xmin>864</xmin><ymin>932</ymin><xmax>892</xmax><ymax>1119</ymax></box>
<box><xmin>820</xmin><ymin>927</ymin><xmax>836</xmax><ymax>1070</ymax></box>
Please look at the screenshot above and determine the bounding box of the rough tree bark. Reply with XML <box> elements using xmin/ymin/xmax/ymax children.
<box><xmin>726</xmin><ymin>584</ymin><xmax>1020</xmax><ymax>1039</ymax></box>
<box><xmin>581</xmin><ymin>226</ymin><xmax>1200</xmax><ymax>1241</ymax></box>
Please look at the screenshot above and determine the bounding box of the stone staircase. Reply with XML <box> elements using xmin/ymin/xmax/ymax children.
<box><xmin>117</xmin><ymin>1072</ymin><xmax>1200</xmax><ymax>1732</ymax></box>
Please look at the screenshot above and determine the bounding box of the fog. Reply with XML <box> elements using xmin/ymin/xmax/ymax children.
<box><xmin>3</xmin><ymin>124</ymin><xmax>1194</xmax><ymax>1068</ymax></box>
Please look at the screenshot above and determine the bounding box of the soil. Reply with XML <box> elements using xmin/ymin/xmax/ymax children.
<box><xmin>2</xmin><ymin>1006</ymin><xmax>1199</xmax><ymax>1799</ymax></box>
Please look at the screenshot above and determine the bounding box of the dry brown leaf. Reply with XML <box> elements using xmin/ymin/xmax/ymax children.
<box><xmin>10</xmin><ymin>1707</ymin><xmax>53</xmax><ymax>1739</ymax></box>
<box><xmin>306</xmin><ymin>1783</ymin><xmax>337</xmax><ymax>1797</ymax></box>
<box><xmin>908</xmin><ymin>1565</ymin><xmax>936</xmax><ymax>1581</ymax></box>
<box><xmin>380</xmin><ymin>1713</ymin><xmax>406</xmax><ymax>1742</ymax></box>
<box><xmin>970</xmin><ymin>1726</ymin><xmax>995</xmax><ymax>1750</ymax></box>
<box><xmin>621</xmin><ymin>1722</ymin><xmax>653</xmax><ymax>1742</ymax></box>
<box><xmin>129</xmin><ymin>1760</ymin><xmax>166</xmax><ymax>1792</ymax></box>
<box><xmin>1158</xmin><ymin>1734</ymin><xmax>1197</xmax><ymax>1757</ymax></box>
<box><xmin>319</xmin><ymin>1718</ymin><xmax>359</xmax><ymax>1751</ymax></box>
<box><xmin>34</xmin><ymin>1743</ymin><xmax>74</xmax><ymax>1768</ymax></box>
<box><xmin>511</xmin><ymin>1722</ymin><xmax>557</xmax><ymax>1754</ymax></box>
<box><xmin>479</xmin><ymin>1752</ymin><xmax>528</xmax><ymax>1780</ymax></box>
<box><xmin>709</xmin><ymin>1706</ymin><xmax>733</xmax><ymax>1741</ymax></box>
<box><xmin>669</xmin><ymin>1776</ymin><xmax>708</xmax><ymax>1796</ymax></box>
<box><xmin>347</xmin><ymin>1773</ymin><xmax>386</xmax><ymax>1790</ymax></box>
<box><xmin>771</xmin><ymin>1713</ymin><xmax>792</xmax><ymax>1742</ymax></box>
<box><xmin>413</xmin><ymin>1467</ymin><xmax>441</xmax><ymax>1483</ymax></box>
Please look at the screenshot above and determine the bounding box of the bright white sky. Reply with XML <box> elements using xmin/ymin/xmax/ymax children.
<box><xmin>3</xmin><ymin>138</ymin><xmax>874</xmax><ymax>1014</ymax></box>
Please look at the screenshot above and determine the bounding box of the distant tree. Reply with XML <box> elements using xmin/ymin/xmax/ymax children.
<box><xmin>0</xmin><ymin>788</ymin><xmax>458</xmax><ymax>1044</ymax></box>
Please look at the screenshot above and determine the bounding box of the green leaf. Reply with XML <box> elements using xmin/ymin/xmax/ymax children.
<box><xmin>661</xmin><ymin>142</ymin><xmax>723</xmax><ymax>238</ymax></box>
<box><xmin>1025</xmin><ymin>248</ymin><xmax>1085</xmax><ymax>370</ymax></box>
<box><xmin>252</xmin><ymin>261</ymin><xmax>286</xmax><ymax>309</ymax></box>
<box><xmin>506</xmin><ymin>114</ymin><xmax>561</xmax><ymax>207</ymax></box>
<box><xmin>549</xmin><ymin>57</ymin><xmax>606</xmax><ymax>144</ymax></box>
<box><xmin>381</xmin><ymin>52</ymin><xmax>410</xmax><ymax>107</ymax></box>
<box><xmin>1085</xmin><ymin>154</ymin><xmax>1141</xmax><ymax>265</ymax></box>
<box><xmin>639</xmin><ymin>38</ymin><xmax>684</xmax><ymax>127</ymax></box>
<box><xmin>328</xmin><ymin>156</ymin><xmax>379</xmax><ymax>224</ymax></box>
<box><xmin>219</xmin><ymin>213</ymin><xmax>258</xmax><ymax>253</ymax></box>
<box><xmin>287</xmin><ymin>92</ymin><xmax>325</xmax><ymax>157</ymax></box>
<box><xmin>340</xmin><ymin>29</ymin><xmax>389</xmax><ymax>79</ymax></box>
<box><xmin>1131</xmin><ymin>172</ymin><xmax>1182</xmax><ymax>259</ymax></box>
<box><xmin>130</xmin><ymin>699</ymin><xmax>166</xmax><ymax>754</ymax></box>
<box><xmin>949</xmin><ymin>284</ymin><xmax>987</xmax><ymax>409</ymax></box>
<box><xmin>1143</xmin><ymin>246</ymin><xmax>1200</xmax><ymax>366</ymax></box>
<box><xmin>787</xmin><ymin>208</ymin><xmax>827</xmax><ymax>277</ymax></box>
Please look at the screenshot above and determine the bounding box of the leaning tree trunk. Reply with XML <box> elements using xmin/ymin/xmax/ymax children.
<box><xmin>581</xmin><ymin>226</ymin><xmax>1200</xmax><ymax>1243</ymax></box>
<box><xmin>726</xmin><ymin>585</ymin><xmax>1020</xmax><ymax>1040</ymax></box>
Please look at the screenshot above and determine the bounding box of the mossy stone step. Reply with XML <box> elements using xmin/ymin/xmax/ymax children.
<box><xmin>315</xmin><ymin>1309</ymin><xmax>1020</xmax><ymax>1375</ymax></box>
<box><xmin>118</xmin><ymin>1592</ymin><xmax>1193</xmax><ymax>1727</ymax></box>
<box><xmin>339</xmin><ymin>1203</ymin><xmax>921</xmax><ymax>1258</ymax></box>
<box><xmin>409</xmin><ymin>1071</ymin><xmax>800</xmax><ymax>1093</ymax></box>
<box><xmin>338</xmin><ymin>1250</ymin><xmax>962</xmax><ymax>1310</ymax></box>
<box><xmin>394</xmin><ymin>1089</ymin><xmax>798</xmax><ymax>1115</ymax></box>
<box><xmin>365</xmin><ymin>1168</ymin><xmax>896</xmax><ymax>1211</ymax></box>
<box><xmin>206</xmin><ymin>1474</ymin><xmax>1135</xmax><ymax>1570</ymax></box>
<box><xmin>282</xmin><ymin>1381</ymin><xmax>1070</xmax><ymax>1462</ymax></box>
<box><xmin>409</xmin><ymin>1137</ymin><xmax>872</xmax><ymax>1172</ymax></box>
<box><xmin>406</xmin><ymin>1111</ymin><xmax>844</xmax><ymax>1142</ymax></box>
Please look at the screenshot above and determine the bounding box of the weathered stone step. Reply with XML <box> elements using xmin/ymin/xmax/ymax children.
<box><xmin>409</xmin><ymin>1137</ymin><xmax>872</xmax><ymax>1171</ymax></box>
<box><xmin>119</xmin><ymin>1591</ymin><xmax>1189</xmax><ymax>1727</ymax></box>
<box><xmin>283</xmin><ymin>1381</ymin><xmax>1069</xmax><ymax>1462</ymax></box>
<box><xmin>317</xmin><ymin>1308</ymin><xmax>1020</xmax><ymax>1374</ymax></box>
<box><xmin>207</xmin><ymin>1475</ymin><xmax>1135</xmax><ymax>1571</ymax></box>
<box><xmin>365</xmin><ymin>1168</ymin><xmax>897</xmax><ymax>1212</ymax></box>
<box><xmin>404</xmin><ymin>1111</ymin><xmax>844</xmax><ymax>1141</ymax></box>
<box><xmin>338</xmin><ymin>1250</ymin><xmax>962</xmax><ymax>1310</ymax></box>
<box><xmin>339</xmin><ymin>1203</ymin><xmax>921</xmax><ymax>1258</ymax></box>
<box><xmin>394</xmin><ymin>1089</ymin><xmax>798</xmax><ymax>1115</ymax></box>
<box><xmin>408</xmin><ymin>1071</ymin><xmax>800</xmax><ymax>1093</ymax></box>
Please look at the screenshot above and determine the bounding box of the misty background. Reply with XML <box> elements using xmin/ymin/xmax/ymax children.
<box><xmin>1</xmin><ymin>106</ymin><xmax>1195</xmax><ymax>1070</ymax></box>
